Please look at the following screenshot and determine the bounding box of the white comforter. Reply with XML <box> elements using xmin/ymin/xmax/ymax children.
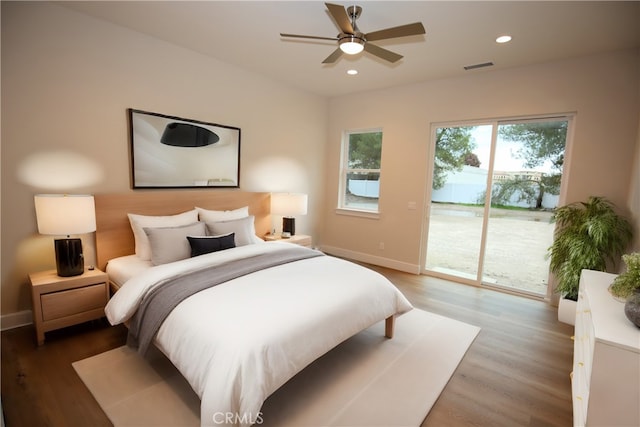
<box><xmin>105</xmin><ymin>242</ymin><xmax>413</xmax><ymax>426</ymax></box>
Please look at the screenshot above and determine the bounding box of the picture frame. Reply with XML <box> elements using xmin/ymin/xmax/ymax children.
<box><xmin>128</xmin><ymin>109</ymin><xmax>241</xmax><ymax>188</ymax></box>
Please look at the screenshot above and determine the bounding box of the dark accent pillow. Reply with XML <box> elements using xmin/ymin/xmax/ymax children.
<box><xmin>187</xmin><ymin>233</ymin><xmax>236</xmax><ymax>257</ymax></box>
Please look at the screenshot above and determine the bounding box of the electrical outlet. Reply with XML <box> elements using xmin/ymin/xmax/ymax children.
<box><xmin>379</xmin><ymin>242</ymin><xmax>385</xmax><ymax>250</ymax></box>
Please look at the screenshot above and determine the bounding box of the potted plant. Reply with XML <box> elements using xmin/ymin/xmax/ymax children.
<box><xmin>609</xmin><ymin>252</ymin><xmax>640</xmax><ymax>299</ymax></box>
<box><xmin>609</xmin><ymin>252</ymin><xmax>640</xmax><ymax>328</ymax></box>
<box><xmin>548</xmin><ymin>196</ymin><xmax>633</xmax><ymax>325</ymax></box>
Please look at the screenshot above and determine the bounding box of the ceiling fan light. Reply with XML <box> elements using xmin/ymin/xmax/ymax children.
<box><xmin>339</xmin><ymin>36</ymin><xmax>365</xmax><ymax>55</ymax></box>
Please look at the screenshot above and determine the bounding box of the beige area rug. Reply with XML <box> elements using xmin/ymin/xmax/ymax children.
<box><xmin>73</xmin><ymin>309</ymin><xmax>480</xmax><ymax>426</ymax></box>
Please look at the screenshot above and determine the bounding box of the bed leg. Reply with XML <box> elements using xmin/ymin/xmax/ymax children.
<box><xmin>385</xmin><ymin>316</ymin><xmax>395</xmax><ymax>339</ymax></box>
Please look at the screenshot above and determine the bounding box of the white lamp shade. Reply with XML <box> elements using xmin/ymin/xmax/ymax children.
<box><xmin>271</xmin><ymin>193</ymin><xmax>308</xmax><ymax>216</ymax></box>
<box><xmin>34</xmin><ymin>194</ymin><xmax>96</xmax><ymax>235</ymax></box>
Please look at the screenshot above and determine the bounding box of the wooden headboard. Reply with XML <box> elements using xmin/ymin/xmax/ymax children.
<box><xmin>94</xmin><ymin>191</ymin><xmax>270</xmax><ymax>271</ymax></box>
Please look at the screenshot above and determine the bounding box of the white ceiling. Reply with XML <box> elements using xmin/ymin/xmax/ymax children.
<box><xmin>60</xmin><ymin>1</ymin><xmax>640</xmax><ymax>98</ymax></box>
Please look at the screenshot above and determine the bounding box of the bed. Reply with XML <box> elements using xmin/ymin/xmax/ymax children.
<box><xmin>95</xmin><ymin>191</ymin><xmax>413</xmax><ymax>427</ymax></box>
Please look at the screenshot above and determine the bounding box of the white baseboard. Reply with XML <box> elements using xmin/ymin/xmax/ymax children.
<box><xmin>319</xmin><ymin>245</ymin><xmax>421</xmax><ymax>275</ymax></box>
<box><xmin>1</xmin><ymin>310</ymin><xmax>33</xmax><ymax>331</ymax></box>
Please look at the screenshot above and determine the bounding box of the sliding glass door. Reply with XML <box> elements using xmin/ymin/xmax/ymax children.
<box><xmin>425</xmin><ymin>125</ymin><xmax>490</xmax><ymax>281</ymax></box>
<box><xmin>424</xmin><ymin>117</ymin><xmax>570</xmax><ymax>296</ymax></box>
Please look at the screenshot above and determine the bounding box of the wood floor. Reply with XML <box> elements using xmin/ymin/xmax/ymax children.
<box><xmin>1</xmin><ymin>267</ymin><xmax>574</xmax><ymax>427</ymax></box>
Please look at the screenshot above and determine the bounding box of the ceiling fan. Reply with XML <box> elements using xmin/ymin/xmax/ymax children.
<box><xmin>280</xmin><ymin>2</ymin><xmax>426</xmax><ymax>64</ymax></box>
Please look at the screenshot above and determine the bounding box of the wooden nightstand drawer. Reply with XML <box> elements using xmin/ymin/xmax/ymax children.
<box><xmin>41</xmin><ymin>283</ymin><xmax>108</xmax><ymax>321</ymax></box>
<box><xmin>30</xmin><ymin>268</ymin><xmax>109</xmax><ymax>345</ymax></box>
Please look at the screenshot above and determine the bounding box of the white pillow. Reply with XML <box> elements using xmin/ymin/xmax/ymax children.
<box><xmin>205</xmin><ymin>216</ymin><xmax>257</xmax><ymax>247</ymax></box>
<box><xmin>128</xmin><ymin>209</ymin><xmax>198</xmax><ymax>261</ymax></box>
<box><xmin>196</xmin><ymin>206</ymin><xmax>248</xmax><ymax>223</ymax></box>
<box><xmin>144</xmin><ymin>222</ymin><xmax>206</xmax><ymax>265</ymax></box>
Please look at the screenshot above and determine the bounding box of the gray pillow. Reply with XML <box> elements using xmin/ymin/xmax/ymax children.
<box><xmin>205</xmin><ymin>216</ymin><xmax>256</xmax><ymax>247</ymax></box>
<box><xmin>128</xmin><ymin>209</ymin><xmax>199</xmax><ymax>261</ymax></box>
<box><xmin>144</xmin><ymin>221</ymin><xmax>206</xmax><ymax>265</ymax></box>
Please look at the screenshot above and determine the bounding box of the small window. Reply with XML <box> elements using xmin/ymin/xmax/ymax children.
<box><xmin>338</xmin><ymin>129</ymin><xmax>382</xmax><ymax>213</ymax></box>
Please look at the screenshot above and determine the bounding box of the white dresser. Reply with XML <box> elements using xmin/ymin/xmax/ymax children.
<box><xmin>572</xmin><ymin>270</ymin><xmax>640</xmax><ymax>426</ymax></box>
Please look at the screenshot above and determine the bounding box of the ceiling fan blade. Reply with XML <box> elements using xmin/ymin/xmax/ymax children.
<box><xmin>280</xmin><ymin>33</ymin><xmax>337</xmax><ymax>41</ymax></box>
<box><xmin>364</xmin><ymin>43</ymin><xmax>403</xmax><ymax>63</ymax></box>
<box><xmin>322</xmin><ymin>48</ymin><xmax>343</xmax><ymax>64</ymax></box>
<box><xmin>325</xmin><ymin>3</ymin><xmax>354</xmax><ymax>34</ymax></box>
<box><xmin>365</xmin><ymin>22</ymin><xmax>426</xmax><ymax>41</ymax></box>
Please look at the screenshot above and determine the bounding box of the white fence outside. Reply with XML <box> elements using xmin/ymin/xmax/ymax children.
<box><xmin>431</xmin><ymin>166</ymin><xmax>559</xmax><ymax>209</ymax></box>
<box><xmin>349</xmin><ymin>166</ymin><xmax>559</xmax><ymax>209</ymax></box>
<box><xmin>348</xmin><ymin>179</ymin><xmax>380</xmax><ymax>198</ymax></box>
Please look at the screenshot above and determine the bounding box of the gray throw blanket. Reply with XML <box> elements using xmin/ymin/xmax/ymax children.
<box><xmin>128</xmin><ymin>246</ymin><xmax>324</xmax><ymax>355</ymax></box>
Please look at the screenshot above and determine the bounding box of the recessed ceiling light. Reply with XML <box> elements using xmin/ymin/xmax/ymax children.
<box><xmin>496</xmin><ymin>35</ymin><xmax>512</xmax><ymax>44</ymax></box>
<box><xmin>347</xmin><ymin>69</ymin><xmax>358</xmax><ymax>75</ymax></box>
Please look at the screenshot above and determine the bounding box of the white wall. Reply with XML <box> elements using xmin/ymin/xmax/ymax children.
<box><xmin>322</xmin><ymin>49</ymin><xmax>640</xmax><ymax>273</ymax></box>
<box><xmin>1</xmin><ymin>2</ymin><xmax>328</xmax><ymax>317</ymax></box>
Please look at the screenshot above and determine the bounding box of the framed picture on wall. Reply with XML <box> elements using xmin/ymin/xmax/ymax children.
<box><xmin>128</xmin><ymin>109</ymin><xmax>241</xmax><ymax>188</ymax></box>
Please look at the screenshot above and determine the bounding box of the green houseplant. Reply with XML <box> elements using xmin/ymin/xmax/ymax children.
<box><xmin>609</xmin><ymin>252</ymin><xmax>640</xmax><ymax>299</ymax></box>
<box><xmin>548</xmin><ymin>196</ymin><xmax>633</xmax><ymax>301</ymax></box>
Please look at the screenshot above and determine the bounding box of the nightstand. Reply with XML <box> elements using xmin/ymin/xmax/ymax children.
<box><xmin>29</xmin><ymin>268</ymin><xmax>109</xmax><ymax>345</ymax></box>
<box><xmin>264</xmin><ymin>234</ymin><xmax>312</xmax><ymax>248</ymax></box>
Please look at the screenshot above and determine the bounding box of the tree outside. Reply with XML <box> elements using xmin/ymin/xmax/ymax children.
<box><xmin>490</xmin><ymin>121</ymin><xmax>567</xmax><ymax>208</ymax></box>
<box><xmin>432</xmin><ymin>127</ymin><xmax>477</xmax><ymax>190</ymax></box>
<box><xmin>348</xmin><ymin>131</ymin><xmax>382</xmax><ymax>170</ymax></box>
<box><xmin>344</xmin><ymin>131</ymin><xmax>382</xmax><ymax>210</ymax></box>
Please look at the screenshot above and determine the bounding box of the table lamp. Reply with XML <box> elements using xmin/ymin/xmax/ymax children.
<box><xmin>271</xmin><ymin>193</ymin><xmax>308</xmax><ymax>238</ymax></box>
<box><xmin>34</xmin><ymin>194</ymin><xmax>96</xmax><ymax>277</ymax></box>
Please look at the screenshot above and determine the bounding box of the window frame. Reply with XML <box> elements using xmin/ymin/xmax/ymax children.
<box><xmin>336</xmin><ymin>128</ymin><xmax>383</xmax><ymax>218</ymax></box>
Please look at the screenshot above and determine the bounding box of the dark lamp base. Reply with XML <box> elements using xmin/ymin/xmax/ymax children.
<box><xmin>54</xmin><ymin>238</ymin><xmax>84</xmax><ymax>277</ymax></box>
<box><xmin>282</xmin><ymin>217</ymin><xmax>296</xmax><ymax>236</ymax></box>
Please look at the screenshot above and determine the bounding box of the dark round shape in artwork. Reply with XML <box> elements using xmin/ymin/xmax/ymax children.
<box><xmin>161</xmin><ymin>123</ymin><xmax>219</xmax><ymax>147</ymax></box>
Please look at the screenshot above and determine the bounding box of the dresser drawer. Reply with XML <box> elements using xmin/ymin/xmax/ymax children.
<box><xmin>41</xmin><ymin>283</ymin><xmax>108</xmax><ymax>321</ymax></box>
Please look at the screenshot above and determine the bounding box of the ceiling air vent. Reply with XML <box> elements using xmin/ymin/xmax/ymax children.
<box><xmin>464</xmin><ymin>62</ymin><xmax>494</xmax><ymax>71</ymax></box>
